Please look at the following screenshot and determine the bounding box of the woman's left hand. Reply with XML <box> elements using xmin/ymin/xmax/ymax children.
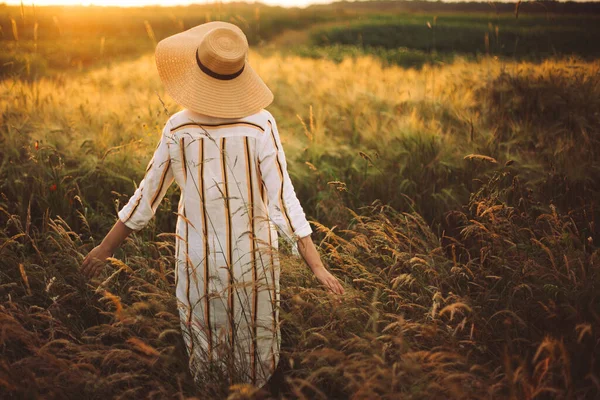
<box><xmin>81</xmin><ymin>245</ymin><xmax>112</xmax><ymax>280</ymax></box>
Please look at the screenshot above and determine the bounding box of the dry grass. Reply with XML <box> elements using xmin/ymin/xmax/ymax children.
<box><xmin>1</xmin><ymin>52</ymin><xmax>599</xmax><ymax>399</ymax></box>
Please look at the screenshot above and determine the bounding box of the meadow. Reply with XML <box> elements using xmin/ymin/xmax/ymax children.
<box><xmin>3</xmin><ymin>0</ymin><xmax>600</xmax><ymax>75</ymax></box>
<box><xmin>1</xmin><ymin>1</ymin><xmax>600</xmax><ymax>399</ymax></box>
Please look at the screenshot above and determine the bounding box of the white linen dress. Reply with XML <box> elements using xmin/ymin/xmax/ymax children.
<box><xmin>117</xmin><ymin>108</ymin><xmax>313</xmax><ymax>388</ymax></box>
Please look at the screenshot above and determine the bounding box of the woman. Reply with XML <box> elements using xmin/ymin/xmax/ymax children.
<box><xmin>80</xmin><ymin>21</ymin><xmax>345</xmax><ymax>392</ymax></box>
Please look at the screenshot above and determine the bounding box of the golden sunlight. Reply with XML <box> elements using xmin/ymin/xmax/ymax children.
<box><xmin>3</xmin><ymin>0</ymin><xmax>332</xmax><ymax>7</ymax></box>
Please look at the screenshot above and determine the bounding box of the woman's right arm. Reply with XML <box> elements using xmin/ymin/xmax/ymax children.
<box><xmin>297</xmin><ymin>235</ymin><xmax>345</xmax><ymax>295</ymax></box>
<box><xmin>257</xmin><ymin>114</ymin><xmax>344</xmax><ymax>295</ymax></box>
<box><xmin>257</xmin><ymin>115</ymin><xmax>312</xmax><ymax>241</ymax></box>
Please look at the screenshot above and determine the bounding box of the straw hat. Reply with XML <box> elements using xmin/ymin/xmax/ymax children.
<box><xmin>155</xmin><ymin>21</ymin><xmax>274</xmax><ymax>119</ymax></box>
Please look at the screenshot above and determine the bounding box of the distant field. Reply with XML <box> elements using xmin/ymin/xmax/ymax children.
<box><xmin>310</xmin><ymin>14</ymin><xmax>600</xmax><ymax>59</ymax></box>
<box><xmin>2</xmin><ymin>1</ymin><xmax>600</xmax><ymax>78</ymax></box>
<box><xmin>0</xmin><ymin>2</ymin><xmax>349</xmax><ymax>77</ymax></box>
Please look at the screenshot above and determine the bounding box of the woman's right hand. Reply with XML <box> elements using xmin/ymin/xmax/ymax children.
<box><xmin>296</xmin><ymin>234</ymin><xmax>345</xmax><ymax>295</ymax></box>
<box><xmin>312</xmin><ymin>265</ymin><xmax>345</xmax><ymax>295</ymax></box>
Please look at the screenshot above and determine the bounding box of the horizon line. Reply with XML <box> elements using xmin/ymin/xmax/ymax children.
<box><xmin>2</xmin><ymin>0</ymin><xmax>324</xmax><ymax>8</ymax></box>
<box><xmin>3</xmin><ymin>0</ymin><xmax>599</xmax><ymax>10</ymax></box>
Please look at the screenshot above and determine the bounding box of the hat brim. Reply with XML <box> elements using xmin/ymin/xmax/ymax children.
<box><xmin>155</xmin><ymin>22</ymin><xmax>274</xmax><ymax>119</ymax></box>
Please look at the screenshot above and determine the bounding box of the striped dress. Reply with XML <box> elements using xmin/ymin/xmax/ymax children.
<box><xmin>117</xmin><ymin>108</ymin><xmax>313</xmax><ymax>388</ymax></box>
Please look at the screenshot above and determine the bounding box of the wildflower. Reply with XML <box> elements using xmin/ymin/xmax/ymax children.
<box><xmin>49</xmin><ymin>184</ymin><xmax>57</xmax><ymax>191</ymax></box>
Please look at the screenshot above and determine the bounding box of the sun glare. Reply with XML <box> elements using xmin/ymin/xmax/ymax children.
<box><xmin>3</xmin><ymin>0</ymin><xmax>331</xmax><ymax>7</ymax></box>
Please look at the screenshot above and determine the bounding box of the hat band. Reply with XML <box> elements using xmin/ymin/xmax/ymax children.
<box><xmin>196</xmin><ymin>48</ymin><xmax>245</xmax><ymax>81</ymax></box>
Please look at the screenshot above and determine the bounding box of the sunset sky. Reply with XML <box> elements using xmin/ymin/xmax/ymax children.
<box><xmin>3</xmin><ymin>0</ymin><xmax>334</xmax><ymax>7</ymax></box>
<box><xmin>4</xmin><ymin>0</ymin><xmax>596</xmax><ymax>7</ymax></box>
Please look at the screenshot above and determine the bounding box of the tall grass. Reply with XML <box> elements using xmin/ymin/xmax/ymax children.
<box><xmin>1</xmin><ymin>51</ymin><xmax>599</xmax><ymax>398</ymax></box>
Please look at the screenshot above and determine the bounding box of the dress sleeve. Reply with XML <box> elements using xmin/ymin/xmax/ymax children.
<box><xmin>117</xmin><ymin>124</ymin><xmax>174</xmax><ymax>232</ymax></box>
<box><xmin>257</xmin><ymin>115</ymin><xmax>313</xmax><ymax>241</ymax></box>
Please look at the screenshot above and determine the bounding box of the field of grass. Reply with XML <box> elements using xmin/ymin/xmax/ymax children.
<box><xmin>0</xmin><ymin>2</ymin><xmax>352</xmax><ymax>78</ymax></box>
<box><xmin>310</xmin><ymin>14</ymin><xmax>600</xmax><ymax>59</ymax></box>
<box><xmin>1</xmin><ymin>1</ymin><xmax>600</xmax><ymax>399</ymax></box>
<box><xmin>3</xmin><ymin>1</ymin><xmax>600</xmax><ymax>77</ymax></box>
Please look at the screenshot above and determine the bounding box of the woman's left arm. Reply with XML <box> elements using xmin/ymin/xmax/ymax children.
<box><xmin>80</xmin><ymin>219</ymin><xmax>133</xmax><ymax>279</ymax></box>
<box><xmin>81</xmin><ymin>124</ymin><xmax>174</xmax><ymax>279</ymax></box>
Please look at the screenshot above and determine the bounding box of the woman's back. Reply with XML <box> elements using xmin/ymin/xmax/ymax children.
<box><xmin>164</xmin><ymin>108</ymin><xmax>313</xmax><ymax>267</ymax></box>
<box><xmin>82</xmin><ymin>20</ymin><xmax>343</xmax><ymax>391</ymax></box>
<box><xmin>117</xmin><ymin>107</ymin><xmax>312</xmax><ymax>386</ymax></box>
